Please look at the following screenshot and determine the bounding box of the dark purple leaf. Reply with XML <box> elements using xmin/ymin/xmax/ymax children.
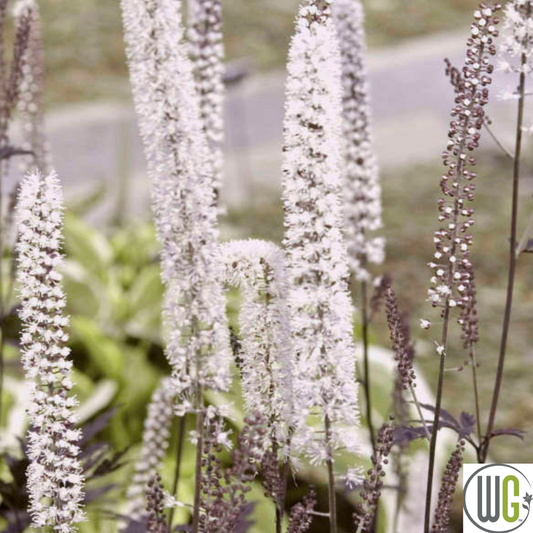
<box><xmin>84</xmin><ymin>484</ymin><xmax>117</xmax><ymax>504</ymax></box>
<box><xmin>394</xmin><ymin>425</ymin><xmax>428</xmax><ymax>444</ymax></box>
<box><xmin>234</xmin><ymin>502</ymin><xmax>256</xmax><ymax>533</ymax></box>
<box><xmin>459</xmin><ymin>412</ymin><xmax>476</xmax><ymax>437</ymax></box>
<box><xmin>92</xmin><ymin>448</ymin><xmax>129</xmax><ymax>478</ymax></box>
<box><xmin>490</xmin><ymin>428</ymin><xmax>525</xmax><ymax>440</ymax></box>
<box><xmin>419</xmin><ymin>403</ymin><xmax>459</xmax><ymax>428</ymax></box>
<box><xmin>80</xmin><ymin>407</ymin><xmax>118</xmax><ymax>445</ymax></box>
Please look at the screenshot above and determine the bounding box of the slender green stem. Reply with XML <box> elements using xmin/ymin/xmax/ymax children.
<box><xmin>324</xmin><ymin>415</ymin><xmax>337</xmax><ymax>533</ymax></box>
<box><xmin>481</xmin><ymin>29</ymin><xmax>529</xmax><ymax>462</ymax></box>
<box><xmin>360</xmin><ymin>279</ymin><xmax>376</xmax><ymax>452</ymax></box>
<box><xmin>167</xmin><ymin>415</ymin><xmax>187</xmax><ymax>533</ymax></box>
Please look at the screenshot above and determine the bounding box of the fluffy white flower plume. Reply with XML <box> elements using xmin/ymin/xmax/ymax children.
<box><xmin>126</xmin><ymin>378</ymin><xmax>174</xmax><ymax>520</ymax></box>
<box><xmin>188</xmin><ymin>0</ymin><xmax>225</xmax><ymax>203</ymax></box>
<box><xmin>499</xmin><ymin>1</ymin><xmax>533</xmax><ymax>75</ymax></box>
<box><xmin>121</xmin><ymin>0</ymin><xmax>231</xmax><ymax>407</ymax></box>
<box><xmin>13</xmin><ymin>0</ymin><xmax>52</xmax><ymax>174</ymax></box>
<box><xmin>282</xmin><ymin>0</ymin><xmax>360</xmax><ymax>465</ymax></box>
<box><xmin>16</xmin><ymin>170</ymin><xmax>85</xmax><ymax>532</ymax></box>
<box><xmin>334</xmin><ymin>0</ymin><xmax>384</xmax><ymax>281</ymax></box>
<box><xmin>221</xmin><ymin>240</ymin><xmax>293</xmax><ymax>452</ymax></box>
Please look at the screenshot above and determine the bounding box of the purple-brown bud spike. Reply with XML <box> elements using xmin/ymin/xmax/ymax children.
<box><xmin>431</xmin><ymin>441</ymin><xmax>465</xmax><ymax>533</ymax></box>
<box><xmin>428</xmin><ymin>3</ymin><xmax>501</xmax><ymax>323</ymax></box>
<box><xmin>356</xmin><ymin>421</ymin><xmax>395</xmax><ymax>532</ymax></box>
<box><xmin>385</xmin><ymin>284</ymin><xmax>417</xmax><ymax>390</ymax></box>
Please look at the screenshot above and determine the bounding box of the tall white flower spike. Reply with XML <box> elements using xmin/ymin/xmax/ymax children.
<box><xmin>121</xmin><ymin>0</ymin><xmax>231</xmax><ymax>408</ymax></box>
<box><xmin>281</xmin><ymin>0</ymin><xmax>360</xmax><ymax>466</ymax></box>
<box><xmin>13</xmin><ymin>0</ymin><xmax>53</xmax><ymax>175</ymax></box>
<box><xmin>188</xmin><ymin>0</ymin><xmax>225</xmax><ymax>204</ymax></box>
<box><xmin>334</xmin><ymin>0</ymin><xmax>384</xmax><ymax>281</ymax></box>
<box><xmin>16</xmin><ymin>170</ymin><xmax>85</xmax><ymax>532</ymax></box>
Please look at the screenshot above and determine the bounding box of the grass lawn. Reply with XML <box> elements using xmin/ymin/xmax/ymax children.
<box><xmin>34</xmin><ymin>0</ymin><xmax>482</xmax><ymax>106</ymax></box>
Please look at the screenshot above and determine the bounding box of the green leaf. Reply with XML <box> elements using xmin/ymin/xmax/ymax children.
<box><xmin>71</xmin><ymin>316</ymin><xmax>124</xmax><ymax>379</ymax></box>
<box><xmin>63</xmin><ymin>213</ymin><xmax>113</xmax><ymax>278</ymax></box>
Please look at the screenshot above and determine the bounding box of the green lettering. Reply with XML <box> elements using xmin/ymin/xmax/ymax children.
<box><xmin>503</xmin><ymin>475</ymin><xmax>519</xmax><ymax>523</ymax></box>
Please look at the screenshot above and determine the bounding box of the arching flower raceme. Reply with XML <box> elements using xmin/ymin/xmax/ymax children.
<box><xmin>16</xmin><ymin>170</ymin><xmax>85</xmax><ymax>532</ymax></box>
<box><xmin>221</xmin><ymin>239</ymin><xmax>293</xmax><ymax>452</ymax></box>
<box><xmin>13</xmin><ymin>0</ymin><xmax>52</xmax><ymax>175</ymax></box>
<box><xmin>333</xmin><ymin>0</ymin><xmax>384</xmax><ymax>281</ymax></box>
<box><xmin>121</xmin><ymin>0</ymin><xmax>231</xmax><ymax>408</ymax></box>
<box><xmin>427</xmin><ymin>6</ymin><xmax>500</xmax><ymax>318</ymax></box>
<box><xmin>282</xmin><ymin>0</ymin><xmax>360</xmax><ymax>465</ymax></box>
<box><xmin>188</xmin><ymin>0</ymin><xmax>225</xmax><ymax>203</ymax></box>
<box><xmin>126</xmin><ymin>378</ymin><xmax>174</xmax><ymax>520</ymax></box>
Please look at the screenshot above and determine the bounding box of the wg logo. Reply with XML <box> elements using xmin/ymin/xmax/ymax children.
<box><xmin>463</xmin><ymin>464</ymin><xmax>533</xmax><ymax>532</ymax></box>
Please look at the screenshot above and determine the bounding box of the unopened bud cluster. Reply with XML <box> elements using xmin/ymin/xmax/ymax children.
<box><xmin>428</xmin><ymin>4</ymin><xmax>500</xmax><ymax>318</ymax></box>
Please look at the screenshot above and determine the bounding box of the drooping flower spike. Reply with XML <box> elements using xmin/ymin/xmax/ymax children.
<box><xmin>16</xmin><ymin>170</ymin><xmax>85</xmax><ymax>532</ymax></box>
<box><xmin>221</xmin><ymin>239</ymin><xmax>293</xmax><ymax>452</ymax></box>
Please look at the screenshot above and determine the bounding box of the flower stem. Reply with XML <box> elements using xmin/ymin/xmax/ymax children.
<box><xmin>409</xmin><ymin>384</ymin><xmax>431</xmax><ymax>440</ymax></box>
<box><xmin>191</xmin><ymin>383</ymin><xmax>204</xmax><ymax>533</ymax></box>
<box><xmin>469</xmin><ymin>347</ymin><xmax>482</xmax><ymax>447</ymax></box>
<box><xmin>423</xmin><ymin>304</ymin><xmax>451</xmax><ymax>533</ymax></box>
<box><xmin>0</xmin><ymin>326</ymin><xmax>4</xmax><ymax>427</ymax></box>
<box><xmin>360</xmin><ymin>279</ymin><xmax>376</xmax><ymax>452</ymax></box>
<box><xmin>481</xmin><ymin>31</ymin><xmax>529</xmax><ymax>463</ymax></box>
<box><xmin>167</xmin><ymin>415</ymin><xmax>187</xmax><ymax>533</ymax></box>
<box><xmin>324</xmin><ymin>415</ymin><xmax>337</xmax><ymax>533</ymax></box>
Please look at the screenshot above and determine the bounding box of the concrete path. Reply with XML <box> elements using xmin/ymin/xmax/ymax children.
<box><xmin>6</xmin><ymin>29</ymin><xmax>521</xmax><ymax>217</ymax></box>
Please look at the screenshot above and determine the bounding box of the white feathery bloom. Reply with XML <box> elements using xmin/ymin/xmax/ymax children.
<box><xmin>282</xmin><ymin>0</ymin><xmax>360</xmax><ymax>465</ymax></box>
<box><xmin>121</xmin><ymin>0</ymin><xmax>231</xmax><ymax>407</ymax></box>
<box><xmin>188</xmin><ymin>0</ymin><xmax>225</xmax><ymax>203</ymax></box>
<box><xmin>16</xmin><ymin>170</ymin><xmax>85</xmax><ymax>532</ymax></box>
<box><xmin>221</xmin><ymin>239</ymin><xmax>293</xmax><ymax>452</ymax></box>
<box><xmin>13</xmin><ymin>0</ymin><xmax>53</xmax><ymax>174</ymax></box>
<box><xmin>334</xmin><ymin>0</ymin><xmax>384</xmax><ymax>281</ymax></box>
<box><xmin>499</xmin><ymin>1</ymin><xmax>533</xmax><ymax>75</ymax></box>
<box><xmin>126</xmin><ymin>378</ymin><xmax>174</xmax><ymax>520</ymax></box>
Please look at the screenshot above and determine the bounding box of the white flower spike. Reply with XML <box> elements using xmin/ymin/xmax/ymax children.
<box><xmin>334</xmin><ymin>0</ymin><xmax>384</xmax><ymax>281</ymax></box>
<box><xmin>121</xmin><ymin>0</ymin><xmax>232</xmax><ymax>407</ymax></box>
<box><xmin>282</xmin><ymin>0</ymin><xmax>360</xmax><ymax>465</ymax></box>
<box><xmin>16</xmin><ymin>170</ymin><xmax>85</xmax><ymax>532</ymax></box>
